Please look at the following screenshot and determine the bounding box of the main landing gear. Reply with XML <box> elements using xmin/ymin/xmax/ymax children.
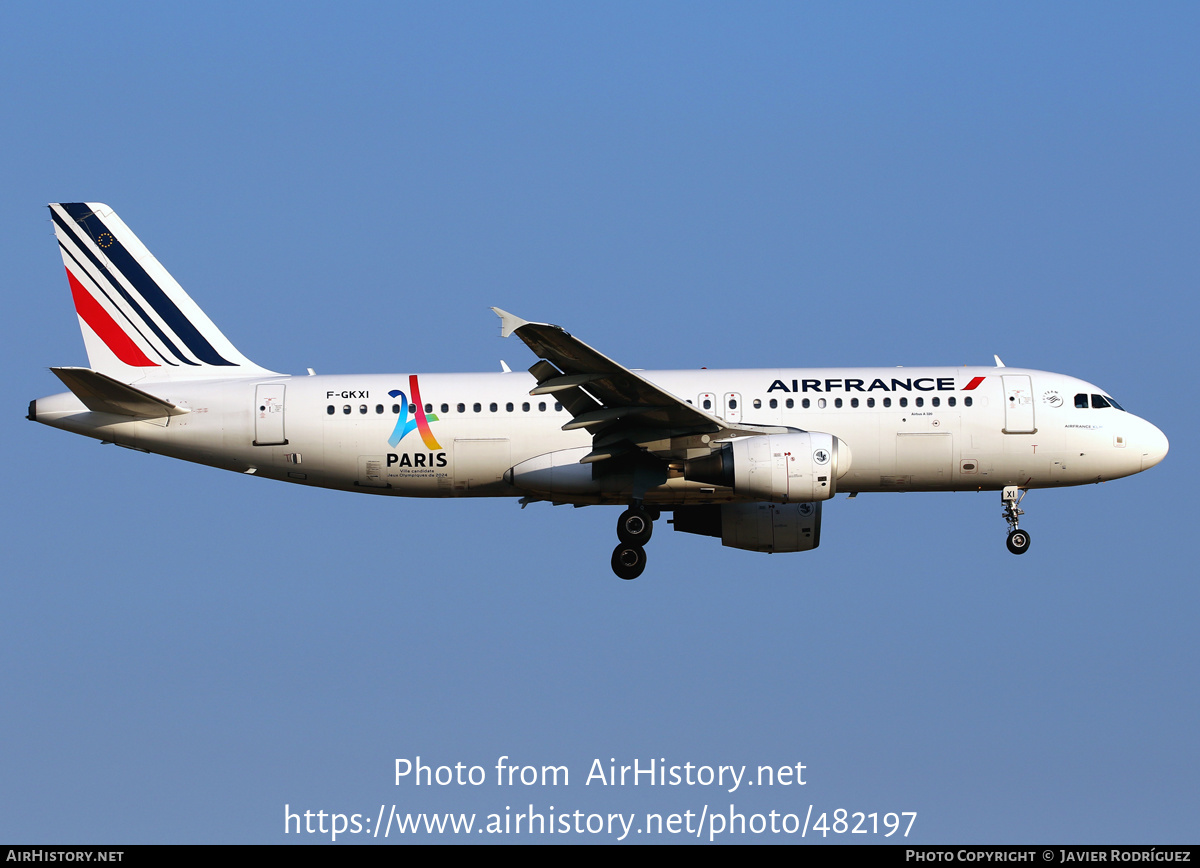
<box><xmin>1002</xmin><ymin>486</ymin><xmax>1031</xmax><ymax>555</ymax></box>
<box><xmin>611</xmin><ymin>504</ymin><xmax>658</xmax><ymax>579</ymax></box>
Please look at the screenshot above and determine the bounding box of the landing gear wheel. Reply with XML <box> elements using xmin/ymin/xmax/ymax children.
<box><xmin>617</xmin><ymin>507</ymin><xmax>654</xmax><ymax>545</ymax></box>
<box><xmin>1006</xmin><ymin>529</ymin><xmax>1031</xmax><ymax>555</ymax></box>
<box><xmin>1001</xmin><ymin>487</ymin><xmax>1030</xmax><ymax>555</ymax></box>
<box><xmin>611</xmin><ymin>543</ymin><xmax>647</xmax><ymax>580</ymax></box>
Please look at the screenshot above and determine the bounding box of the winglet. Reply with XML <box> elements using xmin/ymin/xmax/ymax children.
<box><xmin>492</xmin><ymin>307</ymin><xmax>529</xmax><ymax>339</ymax></box>
<box><xmin>993</xmin><ymin>355</ymin><xmax>1006</xmax><ymax>368</ymax></box>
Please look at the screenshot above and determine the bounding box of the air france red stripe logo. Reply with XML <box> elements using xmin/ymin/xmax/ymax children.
<box><xmin>66</xmin><ymin>268</ymin><xmax>158</xmax><ymax>367</ymax></box>
<box><xmin>963</xmin><ymin>377</ymin><xmax>986</xmax><ymax>390</ymax></box>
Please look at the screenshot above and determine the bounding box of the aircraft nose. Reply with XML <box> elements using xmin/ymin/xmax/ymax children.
<box><xmin>1140</xmin><ymin>421</ymin><xmax>1169</xmax><ymax>471</ymax></box>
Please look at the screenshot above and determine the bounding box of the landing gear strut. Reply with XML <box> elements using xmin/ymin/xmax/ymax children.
<box><xmin>1002</xmin><ymin>486</ymin><xmax>1031</xmax><ymax>555</ymax></box>
<box><xmin>611</xmin><ymin>503</ymin><xmax>657</xmax><ymax>578</ymax></box>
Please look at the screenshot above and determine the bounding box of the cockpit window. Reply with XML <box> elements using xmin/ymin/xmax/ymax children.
<box><xmin>1106</xmin><ymin>395</ymin><xmax>1125</xmax><ymax>411</ymax></box>
<box><xmin>1075</xmin><ymin>393</ymin><xmax>1088</xmax><ymax>409</ymax></box>
<box><xmin>1091</xmin><ymin>394</ymin><xmax>1111</xmax><ymax>409</ymax></box>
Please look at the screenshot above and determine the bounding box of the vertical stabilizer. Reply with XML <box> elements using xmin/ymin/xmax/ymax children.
<box><xmin>49</xmin><ymin>202</ymin><xmax>279</xmax><ymax>382</ymax></box>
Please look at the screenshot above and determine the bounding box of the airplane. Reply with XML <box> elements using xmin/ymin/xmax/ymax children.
<box><xmin>29</xmin><ymin>202</ymin><xmax>1169</xmax><ymax>579</ymax></box>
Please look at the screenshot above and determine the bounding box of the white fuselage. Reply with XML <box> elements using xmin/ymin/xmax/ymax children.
<box><xmin>33</xmin><ymin>365</ymin><xmax>1169</xmax><ymax>505</ymax></box>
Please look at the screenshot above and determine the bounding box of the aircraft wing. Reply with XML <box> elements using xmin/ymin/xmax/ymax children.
<box><xmin>493</xmin><ymin>308</ymin><xmax>790</xmax><ymax>463</ymax></box>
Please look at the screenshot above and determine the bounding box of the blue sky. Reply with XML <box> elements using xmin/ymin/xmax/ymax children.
<box><xmin>1</xmin><ymin>2</ymin><xmax>1196</xmax><ymax>843</ymax></box>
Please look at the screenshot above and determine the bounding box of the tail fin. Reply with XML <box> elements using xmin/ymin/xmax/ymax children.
<box><xmin>49</xmin><ymin>203</ymin><xmax>278</xmax><ymax>382</ymax></box>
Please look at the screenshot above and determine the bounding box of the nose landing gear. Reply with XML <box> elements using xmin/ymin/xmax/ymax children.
<box><xmin>1002</xmin><ymin>486</ymin><xmax>1031</xmax><ymax>555</ymax></box>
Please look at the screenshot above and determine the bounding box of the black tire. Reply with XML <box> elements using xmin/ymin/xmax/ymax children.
<box><xmin>611</xmin><ymin>543</ymin><xmax>647</xmax><ymax>580</ymax></box>
<box><xmin>616</xmin><ymin>507</ymin><xmax>654</xmax><ymax>545</ymax></box>
<box><xmin>1006</xmin><ymin>529</ymin><xmax>1031</xmax><ymax>555</ymax></box>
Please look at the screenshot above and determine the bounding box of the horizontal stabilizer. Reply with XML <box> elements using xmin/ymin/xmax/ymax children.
<box><xmin>50</xmin><ymin>367</ymin><xmax>189</xmax><ymax>419</ymax></box>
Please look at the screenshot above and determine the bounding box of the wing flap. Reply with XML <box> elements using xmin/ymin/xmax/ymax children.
<box><xmin>494</xmin><ymin>309</ymin><xmax>791</xmax><ymax>464</ymax></box>
<box><xmin>494</xmin><ymin>311</ymin><xmax>723</xmax><ymax>431</ymax></box>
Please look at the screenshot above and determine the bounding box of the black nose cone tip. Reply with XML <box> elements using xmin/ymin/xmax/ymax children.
<box><xmin>27</xmin><ymin>399</ymin><xmax>36</xmax><ymax>421</ymax></box>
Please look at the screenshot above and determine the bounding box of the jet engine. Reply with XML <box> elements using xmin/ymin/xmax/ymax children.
<box><xmin>672</xmin><ymin>501</ymin><xmax>823</xmax><ymax>553</ymax></box>
<box><xmin>684</xmin><ymin>432</ymin><xmax>848</xmax><ymax>503</ymax></box>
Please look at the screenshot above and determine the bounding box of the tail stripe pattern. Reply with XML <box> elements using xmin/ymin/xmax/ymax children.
<box><xmin>56</xmin><ymin>238</ymin><xmax>175</xmax><ymax>366</ymax></box>
<box><xmin>65</xmin><ymin>269</ymin><xmax>159</xmax><ymax>367</ymax></box>
<box><xmin>52</xmin><ymin>208</ymin><xmax>191</xmax><ymax>366</ymax></box>
<box><xmin>53</xmin><ymin>204</ymin><xmax>236</xmax><ymax>367</ymax></box>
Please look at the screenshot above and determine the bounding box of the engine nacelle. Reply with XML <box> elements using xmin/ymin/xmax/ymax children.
<box><xmin>673</xmin><ymin>501</ymin><xmax>823</xmax><ymax>553</ymax></box>
<box><xmin>684</xmin><ymin>432</ymin><xmax>847</xmax><ymax>503</ymax></box>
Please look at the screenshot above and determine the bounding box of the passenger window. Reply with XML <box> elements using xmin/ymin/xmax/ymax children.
<box><xmin>326</xmin><ymin>405</ymin><xmax>335</xmax><ymax>415</ymax></box>
<box><xmin>359</xmin><ymin>405</ymin><xmax>368</xmax><ymax>414</ymax></box>
<box><xmin>753</xmin><ymin>398</ymin><xmax>762</xmax><ymax>409</ymax></box>
<box><xmin>522</xmin><ymin>402</ymin><xmax>530</xmax><ymax>412</ymax></box>
<box><xmin>964</xmin><ymin>396</ymin><xmax>973</xmax><ymax>407</ymax></box>
<box><xmin>703</xmin><ymin>398</ymin><xmax>712</xmax><ymax>410</ymax></box>
<box><xmin>506</xmin><ymin>402</ymin><xmax>514</xmax><ymax>412</ymax></box>
<box><xmin>769</xmin><ymin>398</ymin><xmax>778</xmax><ymax>409</ymax></box>
<box><xmin>425</xmin><ymin>404</ymin><xmax>432</xmax><ymax>413</ymax></box>
<box><xmin>441</xmin><ymin>403</ymin><xmax>449</xmax><ymax>414</ymax></box>
<box><xmin>490</xmin><ymin>402</ymin><xmax>498</xmax><ymax>412</ymax></box>
<box><xmin>867</xmin><ymin>397</ymin><xmax>875</xmax><ymax>408</ymax></box>
<box><xmin>376</xmin><ymin>404</ymin><xmax>384</xmax><ymax>414</ymax></box>
<box><xmin>1075</xmin><ymin>393</ymin><xmax>1088</xmax><ymax>409</ymax></box>
<box><xmin>539</xmin><ymin>402</ymin><xmax>546</xmax><ymax>411</ymax></box>
<box><xmin>729</xmin><ymin>398</ymin><xmax>738</xmax><ymax>409</ymax></box>
<box><xmin>818</xmin><ymin>398</ymin><xmax>827</xmax><ymax>409</ymax></box>
<box><xmin>834</xmin><ymin>398</ymin><xmax>843</xmax><ymax>408</ymax></box>
<box><xmin>932</xmin><ymin>397</ymin><xmax>939</xmax><ymax>407</ymax></box>
<box><xmin>343</xmin><ymin>405</ymin><xmax>351</xmax><ymax>415</ymax></box>
<box><xmin>899</xmin><ymin>397</ymin><xmax>908</xmax><ymax>408</ymax></box>
<box><xmin>948</xmin><ymin>396</ymin><xmax>956</xmax><ymax>407</ymax></box>
<box><xmin>851</xmin><ymin>397</ymin><xmax>859</xmax><ymax>408</ymax></box>
<box><xmin>555</xmin><ymin>402</ymin><xmax>562</xmax><ymax>411</ymax></box>
<box><xmin>392</xmin><ymin>404</ymin><xmax>401</xmax><ymax>414</ymax></box>
<box><xmin>915</xmin><ymin>397</ymin><xmax>923</xmax><ymax>408</ymax></box>
<box><xmin>883</xmin><ymin>397</ymin><xmax>892</xmax><ymax>408</ymax></box>
<box><xmin>473</xmin><ymin>403</ymin><xmax>482</xmax><ymax>413</ymax></box>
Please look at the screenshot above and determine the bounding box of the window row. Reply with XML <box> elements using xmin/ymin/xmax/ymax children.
<box><xmin>326</xmin><ymin>401</ymin><xmax>564</xmax><ymax>416</ymax></box>
<box><xmin>693</xmin><ymin>395</ymin><xmax>972</xmax><ymax>410</ymax></box>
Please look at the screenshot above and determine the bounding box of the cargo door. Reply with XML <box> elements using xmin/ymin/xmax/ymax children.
<box><xmin>452</xmin><ymin>438</ymin><xmax>511</xmax><ymax>492</ymax></box>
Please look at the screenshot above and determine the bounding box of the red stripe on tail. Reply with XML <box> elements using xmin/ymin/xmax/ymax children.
<box><xmin>66</xmin><ymin>268</ymin><xmax>158</xmax><ymax>367</ymax></box>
